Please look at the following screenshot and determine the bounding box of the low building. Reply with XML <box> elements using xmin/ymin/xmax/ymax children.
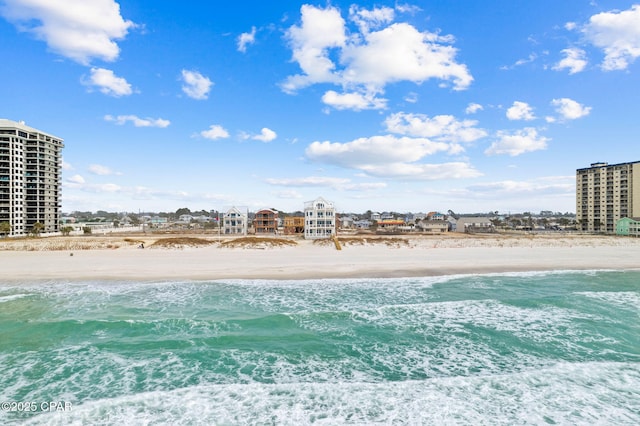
<box><xmin>354</xmin><ymin>219</ymin><xmax>372</xmax><ymax>229</ymax></box>
<box><xmin>377</xmin><ymin>219</ymin><xmax>405</xmax><ymax>229</ymax></box>
<box><xmin>416</xmin><ymin>220</ymin><xmax>449</xmax><ymax>233</ymax></box>
<box><xmin>284</xmin><ymin>216</ymin><xmax>304</xmax><ymax>235</ymax></box>
<box><xmin>223</xmin><ymin>207</ymin><xmax>248</xmax><ymax>235</ymax></box>
<box><xmin>304</xmin><ymin>197</ymin><xmax>336</xmax><ymax>239</ymax></box>
<box><xmin>454</xmin><ymin>217</ymin><xmax>494</xmax><ymax>233</ymax></box>
<box><xmin>254</xmin><ymin>208</ymin><xmax>278</xmax><ymax>234</ymax></box>
<box><xmin>616</xmin><ymin>217</ymin><xmax>640</xmax><ymax>236</ymax></box>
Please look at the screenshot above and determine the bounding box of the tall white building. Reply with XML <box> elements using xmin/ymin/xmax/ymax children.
<box><xmin>0</xmin><ymin>119</ymin><xmax>63</xmax><ymax>236</ymax></box>
<box><xmin>576</xmin><ymin>161</ymin><xmax>640</xmax><ymax>233</ymax></box>
<box><xmin>304</xmin><ymin>197</ymin><xmax>336</xmax><ymax>239</ymax></box>
<box><xmin>222</xmin><ymin>207</ymin><xmax>248</xmax><ymax>235</ymax></box>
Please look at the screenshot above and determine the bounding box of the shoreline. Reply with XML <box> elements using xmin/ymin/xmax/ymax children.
<box><xmin>2</xmin><ymin>234</ymin><xmax>640</xmax><ymax>282</ymax></box>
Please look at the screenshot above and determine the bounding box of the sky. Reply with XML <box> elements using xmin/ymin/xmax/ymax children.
<box><xmin>1</xmin><ymin>1</ymin><xmax>639</xmax><ymax>215</ymax></box>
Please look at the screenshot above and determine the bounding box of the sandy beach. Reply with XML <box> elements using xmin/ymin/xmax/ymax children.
<box><xmin>1</xmin><ymin>233</ymin><xmax>639</xmax><ymax>282</ymax></box>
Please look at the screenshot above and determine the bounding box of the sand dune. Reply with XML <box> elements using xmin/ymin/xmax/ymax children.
<box><xmin>1</xmin><ymin>233</ymin><xmax>639</xmax><ymax>281</ymax></box>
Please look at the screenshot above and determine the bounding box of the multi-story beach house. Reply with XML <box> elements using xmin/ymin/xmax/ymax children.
<box><xmin>576</xmin><ymin>161</ymin><xmax>640</xmax><ymax>233</ymax></box>
<box><xmin>223</xmin><ymin>207</ymin><xmax>247</xmax><ymax>235</ymax></box>
<box><xmin>304</xmin><ymin>197</ymin><xmax>336</xmax><ymax>239</ymax></box>
<box><xmin>253</xmin><ymin>208</ymin><xmax>278</xmax><ymax>234</ymax></box>
<box><xmin>0</xmin><ymin>119</ymin><xmax>63</xmax><ymax>236</ymax></box>
<box><xmin>283</xmin><ymin>216</ymin><xmax>304</xmax><ymax>235</ymax></box>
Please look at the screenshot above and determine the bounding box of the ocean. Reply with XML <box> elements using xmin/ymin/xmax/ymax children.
<box><xmin>0</xmin><ymin>270</ymin><xmax>639</xmax><ymax>425</ymax></box>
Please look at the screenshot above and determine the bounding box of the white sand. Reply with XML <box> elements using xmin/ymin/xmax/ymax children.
<box><xmin>2</xmin><ymin>235</ymin><xmax>640</xmax><ymax>282</ymax></box>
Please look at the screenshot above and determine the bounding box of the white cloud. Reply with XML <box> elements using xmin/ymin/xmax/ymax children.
<box><xmin>306</xmin><ymin>135</ymin><xmax>451</xmax><ymax>168</ymax></box>
<box><xmin>0</xmin><ymin>0</ymin><xmax>134</xmax><ymax>65</ymax></box>
<box><xmin>181</xmin><ymin>70</ymin><xmax>212</xmax><ymax>100</ymax></box>
<box><xmin>506</xmin><ymin>101</ymin><xmax>536</xmax><ymax>121</ymax></box>
<box><xmin>340</xmin><ymin>23</ymin><xmax>472</xmax><ymax>90</ymax></box>
<box><xmin>384</xmin><ymin>112</ymin><xmax>487</xmax><ymax>143</ymax></box>
<box><xmin>321</xmin><ymin>90</ymin><xmax>387</xmax><ymax>110</ymax></box>
<box><xmin>553</xmin><ymin>48</ymin><xmax>588</xmax><ymax>74</ymax></box>
<box><xmin>551</xmin><ymin>98</ymin><xmax>591</xmax><ymax>120</ymax></box>
<box><xmin>266</xmin><ymin>176</ymin><xmax>387</xmax><ymax>191</ymax></box>
<box><xmin>501</xmin><ymin>53</ymin><xmax>538</xmax><ymax>70</ymax></box>
<box><xmin>200</xmin><ymin>125</ymin><xmax>229</xmax><ymax>140</ymax></box>
<box><xmin>349</xmin><ymin>5</ymin><xmax>394</xmax><ymax>34</ymax></box>
<box><xmin>281</xmin><ymin>4</ymin><xmax>346</xmax><ymax>93</ymax></box>
<box><xmin>62</xmin><ymin>160</ymin><xmax>73</xmax><ymax>171</ymax></box>
<box><xmin>357</xmin><ymin>162</ymin><xmax>482</xmax><ymax>180</ymax></box>
<box><xmin>251</xmin><ymin>128</ymin><xmax>277</xmax><ymax>143</ymax></box>
<box><xmin>237</xmin><ymin>26</ymin><xmax>256</xmax><ymax>52</ymax></box>
<box><xmin>66</xmin><ymin>174</ymin><xmax>85</xmax><ymax>184</ymax></box>
<box><xmin>104</xmin><ymin>114</ymin><xmax>170</xmax><ymax>128</ymax></box>
<box><xmin>305</xmin><ymin>135</ymin><xmax>483</xmax><ymax>180</ymax></box>
<box><xmin>466</xmin><ymin>177</ymin><xmax>575</xmax><ymax>199</ymax></box>
<box><xmin>83</xmin><ymin>67</ymin><xmax>133</xmax><ymax>97</ymax></box>
<box><xmin>282</xmin><ymin>5</ymin><xmax>472</xmax><ymax>111</ymax></box>
<box><xmin>404</xmin><ymin>92</ymin><xmax>418</xmax><ymax>103</ymax></box>
<box><xmin>583</xmin><ymin>5</ymin><xmax>640</xmax><ymax>71</ymax></box>
<box><xmin>465</xmin><ymin>103</ymin><xmax>483</xmax><ymax>114</ymax></box>
<box><xmin>88</xmin><ymin>164</ymin><xmax>121</xmax><ymax>176</ymax></box>
<box><xmin>485</xmin><ymin>128</ymin><xmax>549</xmax><ymax>156</ymax></box>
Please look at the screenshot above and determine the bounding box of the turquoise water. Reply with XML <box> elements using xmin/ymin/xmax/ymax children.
<box><xmin>1</xmin><ymin>270</ymin><xmax>639</xmax><ymax>425</ymax></box>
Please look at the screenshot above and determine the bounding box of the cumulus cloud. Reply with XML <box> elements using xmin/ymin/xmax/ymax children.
<box><xmin>551</xmin><ymin>98</ymin><xmax>591</xmax><ymax>120</ymax></box>
<box><xmin>66</xmin><ymin>174</ymin><xmax>85</xmax><ymax>184</ymax></box>
<box><xmin>384</xmin><ymin>112</ymin><xmax>487</xmax><ymax>144</ymax></box>
<box><xmin>349</xmin><ymin>5</ymin><xmax>394</xmax><ymax>34</ymax></box>
<box><xmin>200</xmin><ymin>125</ymin><xmax>229</xmax><ymax>140</ymax></box>
<box><xmin>237</xmin><ymin>26</ymin><xmax>256</xmax><ymax>52</ymax></box>
<box><xmin>83</xmin><ymin>67</ymin><xmax>133</xmax><ymax>97</ymax></box>
<box><xmin>465</xmin><ymin>103</ymin><xmax>483</xmax><ymax>114</ymax></box>
<box><xmin>553</xmin><ymin>48</ymin><xmax>588</xmax><ymax>74</ymax></box>
<box><xmin>304</xmin><ymin>134</ymin><xmax>481</xmax><ymax>180</ymax></box>
<box><xmin>88</xmin><ymin>164</ymin><xmax>121</xmax><ymax>176</ymax></box>
<box><xmin>583</xmin><ymin>5</ymin><xmax>640</xmax><ymax>71</ymax></box>
<box><xmin>0</xmin><ymin>0</ymin><xmax>135</xmax><ymax>64</ymax></box>
<box><xmin>181</xmin><ymin>70</ymin><xmax>212</xmax><ymax>100</ymax></box>
<box><xmin>321</xmin><ymin>90</ymin><xmax>387</xmax><ymax>110</ymax></box>
<box><xmin>104</xmin><ymin>114</ymin><xmax>170</xmax><ymax>128</ymax></box>
<box><xmin>250</xmin><ymin>128</ymin><xmax>277</xmax><ymax>143</ymax></box>
<box><xmin>282</xmin><ymin>4</ymin><xmax>472</xmax><ymax>111</ymax></box>
<box><xmin>306</xmin><ymin>135</ymin><xmax>451</xmax><ymax>168</ymax></box>
<box><xmin>304</xmin><ymin>110</ymin><xmax>487</xmax><ymax>180</ymax></box>
<box><xmin>485</xmin><ymin>128</ymin><xmax>549</xmax><ymax>156</ymax></box>
<box><xmin>506</xmin><ymin>101</ymin><xmax>536</xmax><ymax>121</ymax></box>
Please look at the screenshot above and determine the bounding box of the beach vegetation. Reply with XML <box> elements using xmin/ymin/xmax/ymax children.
<box><xmin>29</xmin><ymin>222</ymin><xmax>44</xmax><ymax>237</ymax></box>
<box><xmin>0</xmin><ymin>221</ymin><xmax>10</xmax><ymax>237</ymax></box>
<box><xmin>83</xmin><ymin>226</ymin><xmax>92</xmax><ymax>235</ymax></box>
<box><xmin>61</xmin><ymin>226</ymin><xmax>74</xmax><ymax>236</ymax></box>
<box><xmin>220</xmin><ymin>237</ymin><xmax>297</xmax><ymax>249</ymax></box>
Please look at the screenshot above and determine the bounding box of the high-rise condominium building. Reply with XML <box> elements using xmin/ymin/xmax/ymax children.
<box><xmin>0</xmin><ymin>119</ymin><xmax>64</xmax><ymax>236</ymax></box>
<box><xmin>576</xmin><ymin>161</ymin><xmax>640</xmax><ymax>233</ymax></box>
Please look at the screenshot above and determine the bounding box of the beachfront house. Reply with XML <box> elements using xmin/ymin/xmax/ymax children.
<box><xmin>284</xmin><ymin>216</ymin><xmax>304</xmax><ymax>235</ymax></box>
<box><xmin>616</xmin><ymin>217</ymin><xmax>640</xmax><ymax>236</ymax></box>
<box><xmin>454</xmin><ymin>217</ymin><xmax>494</xmax><ymax>233</ymax></box>
<box><xmin>253</xmin><ymin>208</ymin><xmax>279</xmax><ymax>234</ymax></box>
<box><xmin>223</xmin><ymin>207</ymin><xmax>248</xmax><ymax>235</ymax></box>
<box><xmin>304</xmin><ymin>197</ymin><xmax>336</xmax><ymax>239</ymax></box>
<box><xmin>416</xmin><ymin>220</ymin><xmax>449</xmax><ymax>233</ymax></box>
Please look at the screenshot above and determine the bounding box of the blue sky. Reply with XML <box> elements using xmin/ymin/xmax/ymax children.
<box><xmin>1</xmin><ymin>1</ymin><xmax>639</xmax><ymax>214</ymax></box>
